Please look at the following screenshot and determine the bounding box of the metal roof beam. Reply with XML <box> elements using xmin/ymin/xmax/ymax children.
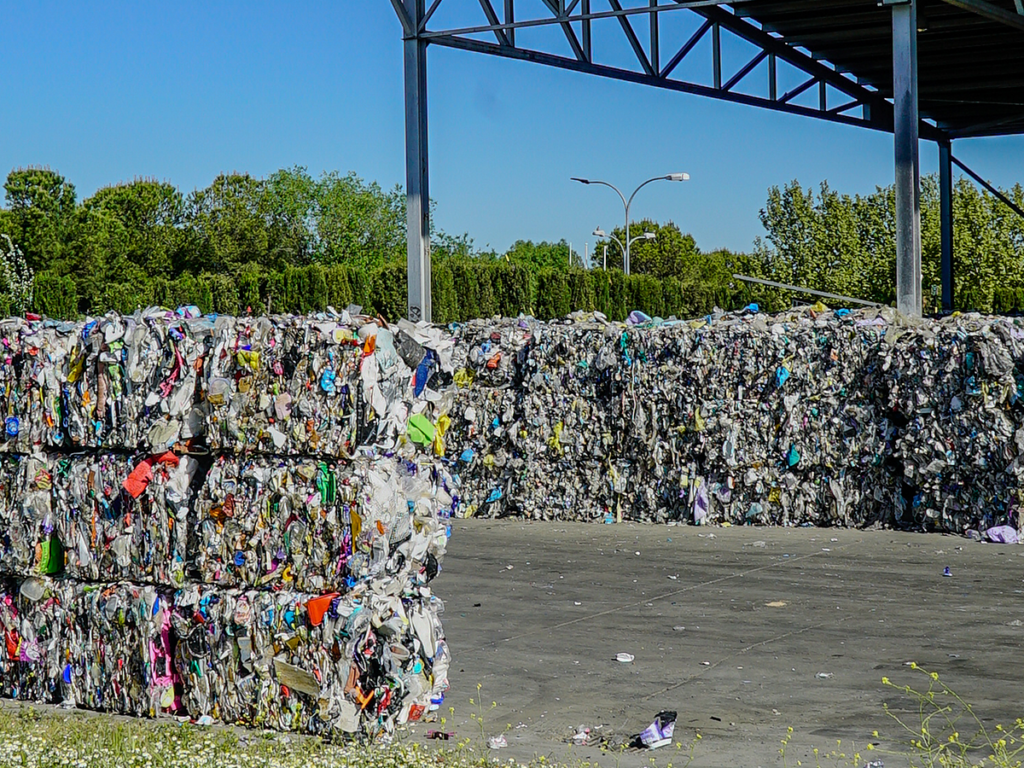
<box><xmin>947</xmin><ymin>110</ymin><xmax>1024</xmax><ymax>137</ymax></box>
<box><xmin>685</xmin><ymin>6</ymin><xmax>888</xmax><ymax>107</ymax></box>
<box><xmin>952</xmin><ymin>153</ymin><xmax>1024</xmax><ymax>221</ymax></box>
<box><xmin>608</xmin><ymin>0</ymin><xmax>654</xmax><ymax>75</ymax></box>
<box><xmin>807</xmin><ymin>32</ymin><xmax>1017</xmax><ymax>56</ymax></box>
<box><xmin>478</xmin><ymin>0</ymin><xmax>512</xmax><ymax>46</ymax></box>
<box><xmin>418</xmin><ymin>0</ymin><xmax>746</xmax><ymax>39</ymax></box>
<box><xmin>938</xmin><ymin>0</ymin><xmax>1024</xmax><ymax>31</ymax></box>
<box><xmin>427</xmin><ymin>33</ymin><xmax>889</xmax><ymax>132</ymax></box>
<box><xmin>722</xmin><ymin>50</ymin><xmax>768</xmax><ymax>91</ymax></box>
<box><xmin>679</xmin><ymin>4</ymin><xmax>951</xmax><ymax>137</ymax></box>
<box><xmin>390</xmin><ymin>0</ymin><xmax>414</xmax><ymax>35</ymax></box>
<box><xmin>412</xmin><ymin>0</ymin><xmax>962</xmax><ymax>141</ymax></box>
<box><xmin>421</xmin><ymin>0</ymin><xmax>444</xmax><ymax>31</ymax></box>
<box><xmin>661</xmin><ymin>18</ymin><xmax>712</xmax><ymax>78</ymax></box>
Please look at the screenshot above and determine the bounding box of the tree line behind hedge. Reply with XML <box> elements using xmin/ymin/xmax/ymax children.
<box><xmin>2</xmin><ymin>165</ymin><xmax>1022</xmax><ymax>321</ymax></box>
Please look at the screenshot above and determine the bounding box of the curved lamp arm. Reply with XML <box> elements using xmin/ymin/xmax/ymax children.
<box><xmin>626</xmin><ymin>175</ymin><xmax>679</xmax><ymax>217</ymax></box>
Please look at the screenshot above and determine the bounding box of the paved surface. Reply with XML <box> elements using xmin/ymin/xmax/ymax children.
<box><xmin>417</xmin><ymin>519</ymin><xmax>1024</xmax><ymax>767</ymax></box>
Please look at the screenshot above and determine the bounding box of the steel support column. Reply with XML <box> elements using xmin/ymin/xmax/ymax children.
<box><xmin>891</xmin><ymin>0</ymin><xmax>922</xmax><ymax>316</ymax></box>
<box><xmin>404</xmin><ymin>0</ymin><xmax>432</xmax><ymax>323</ymax></box>
<box><xmin>939</xmin><ymin>140</ymin><xmax>954</xmax><ymax>312</ymax></box>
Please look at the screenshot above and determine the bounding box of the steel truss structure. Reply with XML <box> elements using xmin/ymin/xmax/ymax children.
<box><xmin>390</xmin><ymin>0</ymin><xmax>1024</xmax><ymax>320</ymax></box>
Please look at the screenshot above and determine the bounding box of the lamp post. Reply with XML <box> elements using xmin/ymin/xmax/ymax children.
<box><xmin>592</xmin><ymin>228</ymin><xmax>657</xmax><ymax>272</ymax></box>
<box><xmin>572</xmin><ymin>173</ymin><xmax>689</xmax><ymax>275</ymax></box>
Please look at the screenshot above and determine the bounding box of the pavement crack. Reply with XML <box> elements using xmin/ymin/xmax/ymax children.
<box><xmin>483</xmin><ymin>542</ymin><xmax>857</xmax><ymax>649</ymax></box>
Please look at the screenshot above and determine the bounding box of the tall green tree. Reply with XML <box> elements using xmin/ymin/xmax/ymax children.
<box><xmin>264</xmin><ymin>166</ymin><xmax>320</xmax><ymax>264</ymax></box>
<box><xmin>81</xmin><ymin>179</ymin><xmax>185</xmax><ymax>279</ymax></box>
<box><xmin>754</xmin><ymin>176</ymin><xmax>1024</xmax><ymax>311</ymax></box>
<box><xmin>60</xmin><ymin>207</ymin><xmax>130</xmax><ymax>311</ymax></box>
<box><xmin>1</xmin><ymin>168</ymin><xmax>77</xmax><ymax>272</ymax></box>
<box><xmin>314</xmin><ymin>171</ymin><xmax>406</xmax><ymax>267</ymax></box>
<box><xmin>594</xmin><ymin>219</ymin><xmax>699</xmax><ymax>278</ymax></box>
<box><xmin>184</xmin><ymin>173</ymin><xmax>300</xmax><ymax>275</ymax></box>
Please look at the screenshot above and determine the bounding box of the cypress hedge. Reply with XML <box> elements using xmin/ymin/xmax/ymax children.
<box><xmin>23</xmin><ymin>258</ymin><xmax>1024</xmax><ymax>322</ymax></box>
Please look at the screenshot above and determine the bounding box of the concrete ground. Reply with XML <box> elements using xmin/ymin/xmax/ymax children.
<box><xmin>417</xmin><ymin>519</ymin><xmax>1024</xmax><ymax>768</ymax></box>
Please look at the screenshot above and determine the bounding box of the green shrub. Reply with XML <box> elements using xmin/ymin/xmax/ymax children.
<box><xmin>431</xmin><ymin>261</ymin><xmax>458</xmax><ymax>323</ymax></box>
<box><xmin>448</xmin><ymin>259</ymin><xmax>479</xmax><ymax>321</ymax></box>
<box><xmin>606</xmin><ymin>270</ymin><xmax>629</xmax><ymax>321</ymax></box>
<box><xmin>325</xmin><ymin>265</ymin><xmax>355</xmax><ymax>311</ymax></box>
<box><xmin>628</xmin><ymin>274</ymin><xmax>664</xmax><ymax>318</ymax></box>
<box><xmin>567</xmin><ymin>269</ymin><xmax>595</xmax><ymax>313</ymax></box>
<box><xmin>262</xmin><ymin>270</ymin><xmax>286</xmax><ymax>314</ymax></box>
<box><xmin>591</xmin><ymin>270</ymin><xmax>611</xmax><ymax>317</ymax></box>
<box><xmin>370</xmin><ymin>261</ymin><xmax>407</xmax><ymax>320</ymax></box>
<box><xmin>32</xmin><ymin>272</ymin><xmax>78</xmax><ymax>319</ymax></box>
<box><xmin>348</xmin><ymin>268</ymin><xmax>372</xmax><ymax>314</ymax></box>
<box><xmin>204</xmin><ymin>273</ymin><xmax>240</xmax><ymax>315</ymax></box>
<box><xmin>535</xmin><ymin>268</ymin><xmax>570</xmax><ymax>319</ymax></box>
<box><xmin>493</xmin><ymin>261</ymin><xmax>531</xmax><ymax>317</ymax></box>
<box><xmin>103</xmin><ymin>282</ymin><xmax>150</xmax><ymax>315</ymax></box>
<box><xmin>236</xmin><ymin>263</ymin><xmax>261</xmax><ymax>313</ymax></box>
<box><xmin>662</xmin><ymin>276</ymin><xmax>683</xmax><ymax>318</ymax></box>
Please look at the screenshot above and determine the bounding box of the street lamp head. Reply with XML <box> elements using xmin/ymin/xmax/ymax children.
<box><xmin>593</xmin><ymin>228</ymin><xmax>606</xmax><ymax>237</ymax></box>
<box><xmin>666</xmin><ymin>173</ymin><xmax>690</xmax><ymax>182</ymax></box>
<box><xmin>643</xmin><ymin>232</ymin><xmax>657</xmax><ymax>240</ymax></box>
<box><xmin>571</xmin><ymin>177</ymin><xmax>591</xmax><ymax>185</ymax></box>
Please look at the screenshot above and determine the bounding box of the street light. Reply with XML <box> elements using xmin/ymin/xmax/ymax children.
<box><xmin>592</xmin><ymin>228</ymin><xmax>658</xmax><ymax>271</ymax></box>
<box><xmin>572</xmin><ymin>173</ymin><xmax>689</xmax><ymax>275</ymax></box>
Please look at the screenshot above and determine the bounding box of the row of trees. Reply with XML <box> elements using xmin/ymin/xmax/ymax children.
<box><xmin>0</xmin><ymin>166</ymin><xmax>1021</xmax><ymax>320</ymax></box>
<box><xmin>0</xmin><ymin>167</ymin><xmax>414</xmax><ymax>312</ymax></box>
<box><xmin>753</xmin><ymin>177</ymin><xmax>1024</xmax><ymax>313</ymax></box>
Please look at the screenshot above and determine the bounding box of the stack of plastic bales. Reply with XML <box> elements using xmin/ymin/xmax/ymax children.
<box><xmin>450</xmin><ymin>307</ymin><xmax>1024</xmax><ymax>533</ymax></box>
<box><xmin>0</xmin><ymin>308</ymin><xmax>457</xmax><ymax>738</ymax></box>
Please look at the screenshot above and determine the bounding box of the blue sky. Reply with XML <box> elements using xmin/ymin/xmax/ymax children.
<box><xmin>2</xmin><ymin>1</ymin><xmax>1022</xmax><ymax>257</ymax></box>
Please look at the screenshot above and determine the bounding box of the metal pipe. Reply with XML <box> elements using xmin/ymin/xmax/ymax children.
<box><xmin>403</xmin><ymin>0</ymin><xmax>432</xmax><ymax>323</ymax></box>
<box><xmin>892</xmin><ymin>0</ymin><xmax>922</xmax><ymax>317</ymax></box>
<box><xmin>732</xmin><ymin>274</ymin><xmax>884</xmax><ymax>308</ymax></box>
<box><xmin>939</xmin><ymin>141</ymin><xmax>954</xmax><ymax>311</ymax></box>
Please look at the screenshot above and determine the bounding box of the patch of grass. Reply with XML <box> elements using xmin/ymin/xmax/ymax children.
<box><xmin>879</xmin><ymin>663</ymin><xmax>1024</xmax><ymax>768</ymax></box>
<box><xmin>0</xmin><ymin>706</ymin><xmax>480</xmax><ymax>768</ymax></box>
<box><xmin>9</xmin><ymin>665</ymin><xmax>1018</xmax><ymax>768</ymax></box>
<box><xmin>0</xmin><ymin>704</ymin><xmax>699</xmax><ymax>768</ymax></box>
<box><xmin>781</xmin><ymin>664</ymin><xmax>1024</xmax><ymax>768</ymax></box>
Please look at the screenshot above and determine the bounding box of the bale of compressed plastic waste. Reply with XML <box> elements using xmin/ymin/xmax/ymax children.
<box><xmin>0</xmin><ymin>574</ymin><xmax>451</xmax><ymax>733</ymax></box>
<box><xmin>51</xmin><ymin>452</ymin><xmax>195</xmax><ymax>585</ymax></box>
<box><xmin>169</xmin><ymin>583</ymin><xmax>450</xmax><ymax>734</ymax></box>
<box><xmin>191</xmin><ymin>452</ymin><xmax>453</xmax><ymax>593</ymax></box>
<box><xmin>0</xmin><ymin>307</ymin><xmax>457</xmax><ymax>739</ymax></box>
<box><xmin>0</xmin><ymin>576</ymin><xmax>65</xmax><ymax>704</ymax></box>
<box><xmin>449</xmin><ymin>307</ymin><xmax>1024</xmax><ymax>534</ymax></box>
